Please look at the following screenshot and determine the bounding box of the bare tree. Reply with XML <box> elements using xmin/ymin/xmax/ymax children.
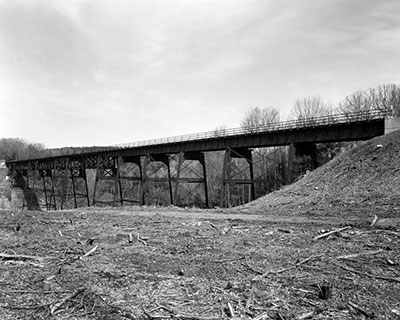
<box><xmin>338</xmin><ymin>83</ymin><xmax>400</xmax><ymax>117</ymax></box>
<box><xmin>240</xmin><ymin>106</ymin><xmax>280</xmax><ymax>133</ymax></box>
<box><xmin>371</xmin><ymin>83</ymin><xmax>400</xmax><ymax>116</ymax></box>
<box><xmin>289</xmin><ymin>96</ymin><xmax>336</xmax><ymax>179</ymax></box>
<box><xmin>212</xmin><ymin>125</ymin><xmax>227</xmax><ymax>138</ymax></box>
<box><xmin>291</xmin><ymin>96</ymin><xmax>332</xmax><ymax>124</ymax></box>
<box><xmin>0</xmin><ymin>138</ymin><xmax>45</xmax><ymax>161</ymax></box>
<box><xmin>239</xmin><ymin>107</ymin><xmax>285</xmax><ymax>197</ymax></box>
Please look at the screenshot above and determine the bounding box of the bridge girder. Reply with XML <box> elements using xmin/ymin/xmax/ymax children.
<box><xmin>5</xmin><ymin>115</ymin><xmax>387</xmax><ymax>210</ymax></box>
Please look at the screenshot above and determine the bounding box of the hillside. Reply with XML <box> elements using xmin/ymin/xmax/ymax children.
<box><xmin>241</xmin><ymin>130</ymin><xmax>400</xmax><ymax>217</ymax></box>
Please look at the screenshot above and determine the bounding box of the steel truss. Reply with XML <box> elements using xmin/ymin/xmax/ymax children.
<box><xmin>220</xmin><ymin>148</ymin><xmax>256</xmax><ymax>208</ymax></box>
<box><xmin>174</xmin><ymin>152</ymin><xmax>209</xmax><ymax>208</ymax></box>
<box><xmin>141</xmin><ymin>154</ymin><xmax>173</xmax><ymax>206</ymax></box>
<box><xmin>118</xmin><ymin>156</ymin><xmax>142</xmax><ymax>205</ymax></box>
<box><xmin>93</xmin><ymin>155</ymin><xmax>119</xmax><ymax>206</ymax></box>
<box><xmin>6</xmin><ymin>110</ymin><xmax>387</xmax><ymax>210</ymax></box>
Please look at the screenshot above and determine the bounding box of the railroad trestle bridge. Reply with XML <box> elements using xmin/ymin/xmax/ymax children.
<box><xmin>6</xmin><ymin>111</ymin><xmax>393</xmax><ymax>210</ymax></box>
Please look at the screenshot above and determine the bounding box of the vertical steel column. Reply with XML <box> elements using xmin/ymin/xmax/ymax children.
<box><xmin>138</xmin><ymin>158</ymin><xmax>143</xmax><ymax>204</ymax></box>
<box><xmin>167</xmin><ymin>160</ymin><xmax>173</xmax><ymax>205</ymax></box>
<box><xmin>29</xmin><ymin>161</ymin><xmax>37</xmax><ymax>207</ymax></box>
<box><xmin>248</xmin><ymin>151</ymin><xmax>256</xmax><ymax>202</ymax></box>
<box><xmin>117</xmin><ymin>157</ymin><xmax>124</xmax><ymax>206</ymax></box>
<box><xmin>60</xmin><ymin>159</ymin><xmax>70</xmax><ymax>210</ymax></box>
<box><xmin>70</xmin><ymin>166</ymin><xmax>78</xmax><ymax>209</ymax></box>
<box><xmin>139</xmin><ymin>155</ymin><xmax>148</xmax><ymax>206</ymax></box>
<box><xmin>113</xmin><ymin>157</ymin><xmax>120</xmax><ymax>207</ymax></box>
<box><xmin>83</xmin><ymin>169</ymin><xmax>90</xmax><ymax>207</ymax></box>
<box><xmin>93</xmin><ymin>155</ymin><xmax>101</xmax><ymax>206</ymax></box>
<box><xmin>22</xmin><ymin>168</ymin><xmax>29</xmax><ymax>211</ymax></box>
<box><xmin>174</xmin><ymin>152</ymin><xmax>184</xmax><ymax>206</ymax></box>
<box><xmin>286</xmin><ymin>143</ymin><xmax>295</xmax><ymax>184</ymax></box>
<box><xmin>50</xmin><ymin>166</ymin><xmax>57</xmax><ymax>210</ymax></box>
<box><xmin>202</xmin><ymin>155</ymin><xmax>210</xmax><ymax>208</ymax></box>
<box><xmin>220</xmin><ymin>148</ymin><xmax>231</xmax><ymax>208</ymax></box>
<box><xmin>42</xmin><ymin>172</ymin><xmax>48</xmax><ymax>209</ymax></box>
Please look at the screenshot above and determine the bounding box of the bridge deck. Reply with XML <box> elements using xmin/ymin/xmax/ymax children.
<box><xmin>6</xmin><ymin>111</ymin><xmax>387</xmax><ymax>169</ymax></box>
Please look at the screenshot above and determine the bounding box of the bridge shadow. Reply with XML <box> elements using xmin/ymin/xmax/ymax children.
<box><xmin>13</xmin><ymin>174</ymin><xmax>41</xmax><ymax>211</ymax></box>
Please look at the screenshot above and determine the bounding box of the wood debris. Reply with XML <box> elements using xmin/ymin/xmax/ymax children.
<box><xmin>79</xmin><ymin>244</ymin><xmax>99</xmax><ymax>259</ymax></box>
<box><xmin>313</xmin><ymin>226</ymin><xmax>351</xmax><ymax>241</ymax></box>
<box><xmin>0</xmin><ymin>253</ymin><xmax>47</xmax><ymax>261</ymax></box>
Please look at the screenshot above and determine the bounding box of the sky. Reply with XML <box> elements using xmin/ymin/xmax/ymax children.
<box><xmin>0</xmin><ymin>0</ymin><xmax>400</xmax><ymax>148</ymax></box>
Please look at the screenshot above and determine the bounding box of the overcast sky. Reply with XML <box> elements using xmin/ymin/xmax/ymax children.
<box><xmin>1</xmin><ymin>0</ymin><xmax>399</xmax><ymax>148</ymax></box>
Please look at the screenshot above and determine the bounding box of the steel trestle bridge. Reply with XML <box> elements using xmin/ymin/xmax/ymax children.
<box><xmin>6</xmin><ymin>110</ymin><xmax>390</xmax><ymax>210</ymax></box>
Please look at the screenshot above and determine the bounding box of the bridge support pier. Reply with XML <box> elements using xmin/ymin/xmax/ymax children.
<box><xmin>53</xmin><ymin>159</ymin><xmax>75</xmax><ymax>210</ymax></box>
<box><xmin>174</xmin><ymin>151</ymin><xmax>210</xmax><ymax>208</ymax></box>
<box><xmin>286</xmin><ymin>142</ymin><xmax>318</xmax><ymax>183</ymax></box>
<box><xmin>294</xmin><ymin>142</ymin><xmax>318</xmax><ymax>168</ymax></box>
<box><xmin>286</xmin><ymin>143</ymin><xmax>295</xmax><ymax>184</ymax></box>
<box><xmin>24</xmin><ymin>162</ymin><xmax>38</xmax><ymax>210</ymax></box>
<box><xmin>93</xmin><ymin>155</ymin><xmax>120</xmax><ymax>207</ymax></box>
<box><xmin>14</xmin><ymin>165</ymin><xmax>37</xmax><ymax>210</ymax></box>
<box><xmin>38</xmin><ymin>168</ymin><xmax>56</xmax><ymax>210</ymax></box>
<box><xmin>118</xmin><ymin>156</ymin><xmax>143</xmax><ymax>205</ymax></box>
<box><xmin>141</xmin><ymin>154</ymin><xmax>173</xmax><ymax>206</ymax></box>
<box><xmin>70</xmin><ymin>163</ymin><xmax>90</xmax><ymax>209</ymax></box>
<box><xmin>220</xmin><ymin>148</ymin><xmax>255</xmax><ymax>208</ymax></box>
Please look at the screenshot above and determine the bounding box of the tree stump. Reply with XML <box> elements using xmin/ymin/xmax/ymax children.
<box><xmin>318</xmin><ymin>283</ymin><xmax>333</xmax><ymax>299</ymax></box>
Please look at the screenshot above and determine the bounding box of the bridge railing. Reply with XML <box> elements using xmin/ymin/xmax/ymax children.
<box><xmin>116</xmin><ymin>109</ymin><xmax>388</xmax><ymax>149</ymax></box>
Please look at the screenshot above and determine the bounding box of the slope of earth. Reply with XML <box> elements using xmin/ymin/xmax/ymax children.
<box><xmin>240</xmin><ymin>130</ymin><xmax>400</xmax><ymax>217</ymax></box>
<box><xmin>0</xmin><ymin>208</ymin><xmax>399</xmax><ymax>320</ymax></box>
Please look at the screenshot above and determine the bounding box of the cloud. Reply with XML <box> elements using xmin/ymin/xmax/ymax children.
<box><xmin>0</xmin><ymin>0</ymin><xmax>399</xmax><ymax>147</ymax></box>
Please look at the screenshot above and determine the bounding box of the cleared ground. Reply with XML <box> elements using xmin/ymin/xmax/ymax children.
<box><xmin>1</xmin><ymin>206</ymin><xmax>399</xmax><ymax>320</ymax></box>
<box><xmin>2</xmin><ymin>130</ymin><xmax>400</xmax><ymax>319</ymax></box>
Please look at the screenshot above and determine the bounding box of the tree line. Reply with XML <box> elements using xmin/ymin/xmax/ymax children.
<box><xmin>1</xmin><ymin>83</ymin><xmax>399</xmax><ymax>208</ymax></box>
<box><xmin>2</xmin><ymin>83</ymin><xmax>399</xmax><ymax>162</ymax></box>
<box><xmin>238</xmin><ymin>83</ymin><xmax>400</xmax><ymax>201</ymax></box>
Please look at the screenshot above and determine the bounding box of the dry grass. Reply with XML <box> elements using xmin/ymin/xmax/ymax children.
<box><xmin>1</xmin><ymin>208</ymin><xmax>399</xmax><ymax>319</ymax></box>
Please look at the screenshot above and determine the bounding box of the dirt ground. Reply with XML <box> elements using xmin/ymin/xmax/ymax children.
<box><xmin>242</xmin><ymin>130</ymin><xmax>400</xmax><ymax>217</ymax></box>
<box><xmin>1</xmin><ymin>206</ymin><xmax>399</xmax><ymax>320</ymax></box>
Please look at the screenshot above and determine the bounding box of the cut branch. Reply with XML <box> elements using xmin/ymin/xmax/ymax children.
<box><xmin>348</xmin><ymin>301</ymin><xmax>373</xmax><ymax>318</ymax></box>
<box><xmin>50</xmin><ymin>288</ymin><xmax>86</xmax><ymax>315</ymax></box>
<box><xmin>336</xmin><ymin>249</ymin><xmax>384</xmax><ymax>260</ymax></box>
<box><xmin>313</xmin><ymin>226</ymin><xmax>351</xmax><ymax>241</ymax></box>
<box><xmin>0</xmin><ymin>253</ymin><xmax>48</xmax><ymax>261</ymax></box>
<box><xmin>334</xmin><ymin>262</ymin><xmax>400</xmax><ymax>283</ymax></box>
<box><xmin>253</xmin><ymin>253</ymin><xmax>324</xmax><ymax>281</ymax></box>
<box><xmin>79</xmin><ymin>245</ymin><xmax>98</xmax><ymax>259</ymax></box>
